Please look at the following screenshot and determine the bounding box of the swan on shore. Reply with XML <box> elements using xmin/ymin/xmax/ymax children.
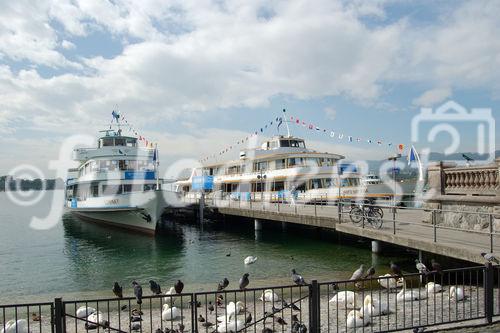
<box><xmin>346</xmin><ymin>310</ymin><xmax>370</xmax><ymax>328</ymax></box>
<box><xmin>217</xmin><ymin>301</ymin><xmax>244</xmax><ymax>322</ymax></box>
<box><xmin>397</xmin><ymin>286</ymin><xmax>426</xmax><ymax>302</ymax></box>
<box><xmin>162</xmin><ymin>304</ymin><xmax>180</xmax><ymax>321</ymax></box>
<box><xmin>76</xmin><ymin>306</ymin><xmax>96</xmax><ymax>318</ymax></box>
<box><xmin>86</xmin><ymin>312</ymin><xmax>109</xmax><ymax>329</ymax></box>
<box><xmin>259</xmin><ymin>289</ymin><xmax>280</xmax><ymax>302</ymax></box>
<box><xmin>426</xmin><ymin>282</ymin><xmax>443</xmax><ymax>293</ymax></box>
<box><xmin>216</xmin><ymin>316</ymin><xmax>245</xmax><ymax>333</ymax></box>
<box><xmin>0</xmin><ymin>319</ymin><xmax>30</xmax><ymax>333</ymax></box>
<box><xmin>450</xmin><ymin>286</ymin><xmax>465</xmax><ymax>301</ymax></box>
<box><xmin>377</xmin><ymin>274</ymin><xmax>404</xmax><ymax>290</ymax></box>
<box><xmin>362</xmin><ymin>295</ymin><xmax>389</xmax><ymax>316</ymax></box>
<box><xmin>244</xmin><ymin>256</ymin><xmax>258</xmax><ymax>265</ymax></box>
<box><xmin>329</xmin><ymin>291</ymin><xmax>361</xmax><ymax>309</ymax></box>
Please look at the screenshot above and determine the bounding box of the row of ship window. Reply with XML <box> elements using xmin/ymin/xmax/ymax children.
<box><xmin>79</xmin><ymin>160</ymin><xmax>155</xmax><ymax>176</ymax></box>
<box><xmin>207</xmin><ymin>157</ymin><xmax>338</xmax><ymax>176</ymax></box>
<box><xmin>66</xmin><ymin>183</ymin><xmax>156</xmax><ymax>199</ymax></box>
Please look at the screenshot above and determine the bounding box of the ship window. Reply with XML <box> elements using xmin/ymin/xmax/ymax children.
<box><xmin>310</xmin><ymin>179</ymin><xmax>323</xmax><ymax>189</ymax></box>
<box><xmin>305</xmin><ymin>158</ymin><xmax>319</xmax><ymax>167</ymax></box>
<box><xmin>280</xmin><ymin>140</ymin><xmax>290</xmax><ymax>147</ymax></box>
<box><xmin>115</xmin><ymin>138</ymin><xmax>126</xmax><ymax>146</ymax></box>
<box><xmin>102</xmin><ymin>185</ymin><xmax>122</xmax><ymax>195</ymax></box>
<box><xmin>252</xmin><ymin>182</ymin><xmax>265</xmax><ymax>192</ymax></box>
<box><xmin>287</xmin><ymin>157</ymin><xmax>304</xmax><ymax>167</ymax></box>
<box><xmin>101</xmin><ymin>138</ymin><xmax>114</xmax><ymax>147</ymax></box>
<box><xmin>227</xmin><ymin>165</ymin><xmax>240</xmax><ymax>175</ymax></box>
<box><xmin>126</xmin><ymin>139</ymin><xmax>136</xmax><ymax>147</ymax></box>
<box><xmin>144</xmin><ymin>184</ymin><xmax>155</xmax><ymax>191</ymax></box>
<box><xmin>91</xmin><ymin>184</ymin><xmax>99</xmax><ymax>197</ymax></box>
<box><xmin>272</xmin><ymin>181</ymin><xmax>285</xmax><ymax>191</ymax></box>
<box><xmin>269</xmin><ymin>140</ymin><xmax>278</xmax><ymax>148</ymax></box>
<box><xmin>253</xmin><ymin>161</ymin><xmax>268</xmax><ymax>172</ymax></box>
<box><xmin>275</xmin><ymin>159</ymin><xmax>286</xmax><ymax>170</ymax></box>
<box><xmin>123</xmin><ymin>184</ymin><xmax>132</xmax><ymax>193</ymax></box>
<box><xmin>325</xmin><ymin>178</ymin><xmax>338</xmax><ymax>188</ymax></box>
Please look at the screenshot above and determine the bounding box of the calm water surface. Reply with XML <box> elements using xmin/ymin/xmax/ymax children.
<box><xmin>0</xmin><ymin>191</ymin><xmax>408</xmax><ymax>303</ymax></box>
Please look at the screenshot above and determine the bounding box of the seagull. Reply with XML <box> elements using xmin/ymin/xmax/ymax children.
<box><xmin>239</xmin><ymin>273</ymin><xmax>250</xmax><ymax>290</ymax></box>
<box><xmin>415</xmin><ymin>259</ymin><xmax>429</xmax><ymax>274</ymax></box>
<box><xmin>174</xmin><ymin>280</ymin><xmax>184</xmax><ymax>294</ymax></box>
<box><xmin>481</xmin><ymin>252</ymin><xmax>500</xmax><ymax>264</ymax></box>
<box><xmin>364</xmin><ymin>266</ymin><xmax>375</xmax><ymax>279</ymax></box>
<box><xmin>149</xmin><ymin>280</ymin><xmax>162</xmax><ymax>295</ymax></box>
<box><xmin>390</xmin><ymin>262</ymin><xmax>403</xmax><ymax>277</ymax></box>
<box><xmin>291</xmin><ymin>269</ymin><xmax>306</xmax><ymax>286</ymax></box>
<box><xmin>217</xmin><ymin>278</ymin><xmax>229</xmax><ymax>291</ymax></box>
<box><xmin>113</xmin><ymin>282</ymin><xmax>123</xmax><ymax>298</ymax></box>
<box><xmin>431</xmin><ymin>259</ymin><xmax>442</xmax><ymax>274</ymax></box>
<box><xmin>132</xmin><ymin>281</ymin><xmax>143</xmax><ymax>304</ymax></box>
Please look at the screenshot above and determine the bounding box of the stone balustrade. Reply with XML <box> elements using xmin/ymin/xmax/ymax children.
<box><xmin>443</xmin><ymin>166</ymin><xmax>498</xmax><ymax>196</ymax></box>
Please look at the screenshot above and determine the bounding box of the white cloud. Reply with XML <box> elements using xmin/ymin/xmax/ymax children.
<box><xmin>412</xmin><ymin>87</ymin><xmax>452</xmax><ymax>107</ymax></box>
<box><xmin>61</xmin><ymin>40</ymin><xmax>76</xmax><ymax>50</ymax></box>
<box><xmin>324</xmin><ymin>107</ymin><xmax>337</xmax><ymax>120</ymax></box>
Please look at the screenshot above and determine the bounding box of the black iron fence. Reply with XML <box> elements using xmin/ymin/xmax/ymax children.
<box><xmin>3</xmin><ymin>265</ymin><xmax>500</xmax><ymax>333</ymax></box>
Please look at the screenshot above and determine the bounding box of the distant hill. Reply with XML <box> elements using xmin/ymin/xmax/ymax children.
<box><xmin>0</xmin><ymin>176</ymin><xmax>65</xmax><ymax>191</ymax></box>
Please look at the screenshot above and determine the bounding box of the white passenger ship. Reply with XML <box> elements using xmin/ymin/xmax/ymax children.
<box><xmin>176</xmin><ymin>135</ymin><xmax>368</xmax><ymax>202</ymax></box>
<box><xmin>65</xmin><ymin>118</ymin><xmax>164</xmax><ymax>234</ymax></box>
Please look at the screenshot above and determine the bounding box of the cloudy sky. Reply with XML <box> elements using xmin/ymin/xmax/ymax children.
<box><xmin>1</xmin><ymin>0</ymin><xmax>499</xmax><ymax>177</ymax></box>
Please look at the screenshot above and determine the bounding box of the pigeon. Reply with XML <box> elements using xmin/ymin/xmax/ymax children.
<box><xmin>217</xmin><ymin>278</ymin><xmax>230</xmax><ymax>291</ymax></box>
<box><xmin>201</xmin><ymin>322</ymin><xmax>214</xmax><ymax>328</ymax></box>
<box><xmin>208</xmin><ymin>301</ymin><xmax>215</xmax><ymax>314</ymax></box>
<box><xmin>113</xmin><ymin>282</ymin><xmax>123</xmax><ymax>298</ymax></box>
<box><xmin>132</xmin><ymin>281</ymin><xmax>143</xmax><ymax>304</ymax></box>
<box><xmin>245</xmin><ymin>312</ymin><xmax>252</xmax><ymax>324</ymax></box>
<box><xmin>364</xmin><ymin>266</ymin><xmax>376</xmax><ymax>279</ymax></box>
<box><xmin>177</xmin><ymin>323</ymin><xmax>185</xmax><ymax>333</ymax></box>
<box><xmin>155</xmin><ymin>329</ymin><xmax>163</xmax><ymax>333</ymax></box>
<box><xmin>350</xmin><ymin>264</ymin><xmax>364</xmax><ymax>281</ymax></box>
<box><xmin>291</xmin><ymin>314</ymin><xmax>299</xmax><ymax>323</ymax></box>
<box><xmin>198</xmin><ymin>314</ymin><xmax>205</xmax><ymax>322</ymax></box>
<box><xmin>174</xmin><ymin>280</ymin><xmax>184</xmax><ymax>294</ymax></box>
<box><xmin>120</xmin><ymin>305</ymin><xmax>128</xmax><ymax>311</ymax></box>
<box><xmin>431</xmin><ymin>259</ymin><xmax>442</xmax><ymax>274</ymax></box>
<box><xmin>415</xmin><ymin>259</ymin><xmax>429</xmax><ymax>274</ymax></box>
<box><xmin>390</xmin><ymin>262</ymin><xmax>403</xmax><ymax>277</ymax></box>
<box><xmin>239</xmin><ymin>273</ymin><xmax>250</xmax><ymax>290</ymax></box>
<box><xmin>131</xmin><ymin>308</ymin><xmax>143</xmax><ymax>316</ymax></box>
<box><xmin>275</xmin><ymin>317</ymin><xmax>287</xmax><ymax>325</ymax></box>
<box><xmin>291</xmin><ymin>269</ymin><xmax>306</xmax><ymax>286</ymax></box>
<box><xmin>262</xmin><ymin>328</ymin><xmax>274</xmax><ymax>333</ymax></box>
<box><xmin>413</xmin><ymin>327</ymin><xmax>426</xmax><ymax>333</ymax></box>
<box><xmin>282</xmin><ymin>300</ymin><xmax>300</xmax><ymax>311</ymax></box>
<box><xmin>130</xmin><ymin>315</ymin><xmax>142</xmax><ymax>322</ymax></box>
<box><xmin>481</xmin><ymin>252</ymin><xmax>500</xmax><ymax>264</ymax></box>
<box><xmin>291</xmin><ymin>321</ymin><xmax>308</xmax><ymax>333</ymax></box>
<box><xmin>31</xmin><ymin>313</ymin><xmax>41</xmax><ymax>322</ymax></box>
<box><xmin>149</xmin><ymin>280</ymin><xmax>162</xmax><ymax>295</ymax></box>
<box><xmin>131</xmin><ymin>322</ymin><xmax>141</xmax><ymax>331</ymax></box>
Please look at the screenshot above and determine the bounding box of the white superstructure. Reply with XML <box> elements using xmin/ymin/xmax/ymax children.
<box><xmin>65</xmin><ymin>117</ymin><xmax>163</xmax><ymax>234</ymax></box>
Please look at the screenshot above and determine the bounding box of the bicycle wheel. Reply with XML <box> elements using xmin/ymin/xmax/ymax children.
<box><xmin>373</xmin><ymin>206</ymin><xmax>384</xmax><ymax>218</ymax></box>
<box><xmin>350</xmin><ymin>207</ymin><xmax>364</xmax><ymax>226</ymax></box>
<box><xmin>367</xmin><ymin>210</ymin><xmax>384</xmax><ymax>229</ymax></box>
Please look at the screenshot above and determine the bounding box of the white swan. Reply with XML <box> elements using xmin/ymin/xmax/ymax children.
<box><xmin>426</xmin><ymin>282</ymin><xmax>443</xmax><ymax>293</ymax></box>
<box><xmin>76</xmin><ymin>306</ymin><xmax>96</xmax><ymax>318</ymax></box>
<box><xmin>165</xmin><ymin>286</ymin><xmax>176</xmax><ymax>295</ymax></box>
<box><xmin>377</xmin><ymin>274</ymin><xmax>404</xmax><ymax>290</ymax></box>
<box><xmin>86</xmin><ymin>312</ymin><xmax>109</xmax><ymax>328</ymax></box>
<box><xmin>217</xmin><ymin>301</ymin><xmax>244</xmax><ymax>322</ymax></box>
<box><xmin>161</xmin><ymin>304</ymin><xmax>181</xmax><ymax>321</ymax></box>
<box><xmin>346</xmin><ymin>310</ymin><xmax>370</xmax><ymax>328</ymax></box>
<box><xmin>362</xmin><ymin>295</ymin><xmax>389</xmax><ymax>317</ymax></box>
<box><xmin>259</xmin><ymin>289</ymin><xmax>280</xmax><ymax>302</ymax></box>
<box><xmin>0</xmin><ymin>319</ymin><xmax>30</xmax><ymax>333</ymax></box>
<box><xmin>329</xmin><ymin>291</ymin><xmax>361</xmax><ymax>309</ymax></box>
<box><xmin>244</xmin><ymin>256</ymin><xmax>258</xmax><ymax>265</ymax></box>
<box><xmin>397</xmin><ymin>286</ymin><xmax>426</xmax><ymax>302</ymax></box>
<box><xmin>216</xmin><ymin>317</ymin><xmax>245</xmax><ymax>333</ymax></box>
<box><xmin>450</xmin><ymin>286</ymin><xmax>465</xmax><ymax>301</ymax></box>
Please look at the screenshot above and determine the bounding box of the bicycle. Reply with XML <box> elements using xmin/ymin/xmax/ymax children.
<box><xmin>349</xmin><ymin>201</ymin><xmax>384</xmax><ymax>229</ymax></box>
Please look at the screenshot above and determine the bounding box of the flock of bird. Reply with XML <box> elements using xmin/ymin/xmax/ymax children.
<box><xmin>327</xmin><ymin>257</ymin><xmax>482</xmax><ymax>329</ymax></box>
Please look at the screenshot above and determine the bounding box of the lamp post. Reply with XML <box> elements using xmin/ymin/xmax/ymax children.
<box><xmin>257</xmin><ymin>170</ymin><xmax>267</xmax><ymax>202</ymax></box>
<box><xmin>388</xmin><ymin>154</ymin><xmax>401</xmax><ymax>207</ymax></box>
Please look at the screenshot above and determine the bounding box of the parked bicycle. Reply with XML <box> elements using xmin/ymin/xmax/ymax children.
<box><xmin>349</xmin><ymin>200</ymin><xmax>384</xmax><ymax>229</ymax></box>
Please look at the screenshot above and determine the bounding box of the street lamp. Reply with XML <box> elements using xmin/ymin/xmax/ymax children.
<box><xmin>257</xmin><ymin>170</ymin><xmax>267</xmax><ymax>202</ymax></box>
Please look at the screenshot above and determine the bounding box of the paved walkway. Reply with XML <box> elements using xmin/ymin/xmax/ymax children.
<box><xmin>208</xmin><ymin>199</ymin><xmax>499</xmax><ymax>264</ymax></box>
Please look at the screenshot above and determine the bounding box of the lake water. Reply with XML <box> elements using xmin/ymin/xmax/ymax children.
<box><xmin>0</xmin><ymin>191</ymin><xmax>408</xmax><ymax>304</ymax></box>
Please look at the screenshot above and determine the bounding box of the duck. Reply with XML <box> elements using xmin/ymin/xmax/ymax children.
<box><xmin>328</xmin><ymin>291</ymin><xmax>361</xmax><ymax>309</ymax></box>
<box><xmin>377</xmin><ymin>274</ymin><xmax>404</xmax><ymax>290</ymax></box>
<box><xmin>244</xmin><ymin>256</ymin><xmax>258</xmax><ymax>265</ymax></box>
<box><xmin>346</xmin><ymin>310</ymin><xmax>370</xmax><ymax>328</ymax></box>
<box><xmin>161</xmin><ymin>304</ymin><xmax>181</xmax><ymax>321</ymax></box>
<box><xmin>397</xmin><ymin>286</ymin><xmax>426</xmax><ymax>302</ymax></box>
<box><xmin>426</xmin><ymin>282</ymin><xmax>443</xmax><ymax>294</ymax></box>
<box><xmin>362</xmin><ymin>295</ymin><xmax>389</xmax><ymax>317</ymax></box>
<box><xmin>259</xmin><ymin>289</ymin><xmax>280</xmax><ymax>302</ymax></box>
<box><xmin>76</xmin><ymin>306</ymin><xmax>96</xmax><ymax>318</ymax></box>
<box><xmin>217</xmin><ymin>301</ymin><xmax>244</xmax><ymax>322</ymax></box>
<box><xmin>450</xmin><ymin>286</ymin><xmax>465</xmax><ymax>301</ymax></box>
<box><xmin>86</xmin><ymin>312</ymin><xmax>109</xmax><ymax>329</ymax></box>
<box><xmin>0</xmin><ymin>319</ymin><xmax>30</xmax><ymax>333</ymax></box>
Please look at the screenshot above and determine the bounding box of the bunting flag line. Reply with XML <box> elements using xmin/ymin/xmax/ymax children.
<box><xmin>109</xmin><ymin>110</ymin><xmax>155</xmax><ymax>148</ymax></box>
